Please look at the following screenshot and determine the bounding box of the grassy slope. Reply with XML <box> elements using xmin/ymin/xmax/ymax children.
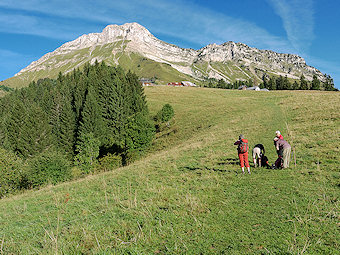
<box><xmin>0</xmin><ymin>88</ymin><xmax>339</xmax><ymax>254</ymax></box>
<box><xmin>0</xmin><ymin>43</ymin><xmax>199</xmax><ymax>89</ymax></box>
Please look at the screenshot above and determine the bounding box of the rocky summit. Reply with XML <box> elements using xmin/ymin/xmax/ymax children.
<box><xmin>4</xmin><ymin>22</ymin><xmax>325</xmax><ymax>88</ymax></box>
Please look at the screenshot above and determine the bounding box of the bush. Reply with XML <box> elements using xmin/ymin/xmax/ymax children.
<box><xmin>96</xmin><ymin>153</ymin><xmax>122</xmax><ymax>172</ymax></box>
<box><xmin>26</xmin><ymin>151</ymin><xmax>72</xmax><ymax>188</ymax></box>
<box><xmin>155</xmin><ymin>104</ymin><xmax>175</xmax><ymax>123</ymax></box>
<box><xmin>0</xmin><ymin>148</ymin><xmax>24</xmax><ymax>198</ymax></box>
<box><xmin>124</xmin><ymin>150</ymin><xmax>143</xmax><ymax>165</ymax></box>
<box><xmin>154</xmin><ymin>104</ymin><xmax>175</xmax><ymax>133</ymax></box>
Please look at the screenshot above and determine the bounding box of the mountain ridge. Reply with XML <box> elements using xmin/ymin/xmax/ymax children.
<box><xmin>4</xmin><ymin>22</ymin><xmax>325</xmax><ymax>88</ymax></box>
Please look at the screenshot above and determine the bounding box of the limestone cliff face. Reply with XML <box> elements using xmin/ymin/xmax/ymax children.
<box><xmin>15</xmin><ymin>22</ymin><xmax>325</xmax><ymax>82</ymax></box>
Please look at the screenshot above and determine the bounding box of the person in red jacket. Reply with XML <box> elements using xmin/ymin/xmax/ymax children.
<box><xmin>234</xmin><ymin>134</ymin><xmax>251</xmax><ymax>174</ymax></box>
<box><xmin>275</xmin><ymin>130</ymin><xmax>284</xmax><ymax>140</ymax></box>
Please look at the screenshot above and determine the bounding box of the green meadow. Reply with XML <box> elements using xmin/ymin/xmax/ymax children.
<box><xmin>0</xmin><ymin>87</ymin><xmax>339</xmax><ymax>254</ymax></box>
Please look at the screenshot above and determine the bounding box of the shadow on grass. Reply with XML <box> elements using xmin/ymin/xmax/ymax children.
<box><xmin>179</xmin><ymin>165</ymin><xmax>238</xmax><ymax>174</ymax></box>
<box><xmin>217</xmin><ymin>157</ymin><xmax>239</xmax><ymax>166</ymax></box>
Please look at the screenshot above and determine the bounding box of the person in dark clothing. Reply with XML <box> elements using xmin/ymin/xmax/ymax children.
<box><xmin>258</xmin><ymin>154</ymin><xmax>270</xmax><ymax>168</ymax></box>
<box><xmin>273</xmin><ymin>155</ymin><xmax>283</xmax><ymax>169</ymax></box>
<box><xmin>252</xmin><ymin>144</ymin><xmax>265</xmax><ymax>167</ymax></box>
<box><xmin>275</xmin><ymin>138</ymin><xmax>291</xmax><ymax>168</ymax></box>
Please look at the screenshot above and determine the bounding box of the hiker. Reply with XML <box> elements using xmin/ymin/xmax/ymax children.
<box><xmin>275</xmin><ymin>130</ymin><xmax>284</xmax><ymax>140</ymax></box>
<box><xmin>234</xmin><ymin>134</ymin><xmax>251</xmax><ymax>174</ymax></box>
<box><xmin>274</xmin><ymin>137</ymin><xmax>291</xmax><ymax>168</ymax></box>
<box><xmin>273</xmin><ymin>137</ymin><xmax>283</xmax><ymax>169</ymax></box>
<box><xmin>252</xmin><ymin>144</ymin><xmax>265</xmax><ymax>167</ymax></box>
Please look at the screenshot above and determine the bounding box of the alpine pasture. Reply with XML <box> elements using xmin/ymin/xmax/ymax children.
<box><xmin>0</xmin><ymin>86</ymin><xmax>339</xmax><ymax>254</ymax></box>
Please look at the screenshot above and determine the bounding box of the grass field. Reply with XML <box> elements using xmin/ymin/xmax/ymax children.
<box><xmin>0</xmin><ymin>87</ymin><xmax>339</xmax><ymax>254</ymax></box>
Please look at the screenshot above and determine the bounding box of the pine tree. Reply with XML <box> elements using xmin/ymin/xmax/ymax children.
<box><xmin>282</xmin><ymin>76</ymin><xmax>291</xmax><ymax>90</ymax></box>
<box><xmin>267</xmin><ymin>77</ymin><xmax>276</xmax><ymax>90</ymax></box>
<box><xmin>2</xmin><ymin>99</ymin><xmax>27</xmax><ymax>154</ymax></box>
<box><xmin>4</xmin><ymin>102</ymin><xmax>52</xmax><ymax>158</ymax></box>
<box><xmin>262</xmin><ymin>74</ymin><xmax>268</xmax><ymax>89</ymax></box>
<box><xmin>126</xmin><ymin>70</ymin><xmax>147</xmax><ymax>114</ymax></box>
<box><xmin>124</xmin><ymin>112</ymin><xmax>155</xmax><ymax>154</ymax></box>
<box><xmin>78</xmin><ymin>85</ymin><xmax>104</xmax><ymax>142</ymax></box>
<box><xmin>311</xmin><ymin>74</ymin><xmax>320</xmax><ymax>90</ymax></box>
<box><xmin>276</xmin><ymin>76</ymin><xmax>284</xmax><ymax>90</ymax></box>
<box><xmin>323</xmin><ymin>74</ymin><xmax>336</xmax><ymax>91</ymax></box>
<box><xmin>292</xmin><ymin>80</ymin><xmax>300</xmax><ymax>90</ymax></box>
<box><xmin>58</xmin><ymin>95</ymin><xmax>77</xmax><ymax>156</ymax></box>
<box><xmin>73</xmin><ymin>72</ymin><xmax>89</xmax><ymax>123</ymax></box>
<box><xmin>300</xmin><ymin>74</ymin><xmax>309</xmax><ymax>90</ymax></box>
<box><xmin>74</xmin><ymin>132</ymin><xmax>100</xmax><ymax>173</ymax></box>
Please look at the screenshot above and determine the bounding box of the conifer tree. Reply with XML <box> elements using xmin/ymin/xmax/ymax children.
<box><xmin>74</xmin><ymin>132</ymin><xmax>100</xmax><ymax>173</ymax></box>
<box><xmin>2</xmin><ymin>99</ymin><xmax>27</xmax><ymax>154</ymax></box>
<box><xmin>124</xmin><ymin>112</ymin><xmax>155</xmax><ymax>154</ymax></box>
<box><xmin>292</xmin><ymin>80</ymin><xmax>300</xmax><ymax>90</ymax></box>
<box><xmin>267</xmin><ymin>77</ymin><xmax>276</xmax><ymax>90</ymax></box>
<box><xmin>276</xmin><ymin>76</ymin><xmax>284</xmax><ymax>90</ymax></box>
<box><xmin>73</xmin><ymin>72</ymin><xmax>89</xmax><ymax>123</ymax></box>
<box><xmin>300</xmin><ymin>74</ymin><xmax>309</xmax><ymax>90</ymax></box>
<box><xmin>282</xmin><ymin>76</ymin><xmax>291</xmax><ymax>90</ymax></box>
<box><xmin>323</xmin><ymin>75</ymin><xmax>335</xmax><ymax>91</ymax></box>
<box><xmin>262</xmin><ymin>74</ymin><xmax>268</xmax><ymax>89</ymax></box>
<box><xmin>311</xmin><ymin>74</ymin><xmax>321</xmax><ymax>90</ymax></box>
<box><xmin>4</xmin><ymin>102</ymin><xmax>52</xmax><ymax>158</ymax></box>
<box><xmin>78</xmin><ymin>85</ymin><xmax>104</xmax><ymax>142</ymax></box>
<box><xmin>58</xmin><ymin>94</ymin><xmax>77</xmax><ymax>156</ymax></box>
<box><xmin>126</xmin><ymin>70</ymin><xmax>147</xmax><ymax>114</ymax></box>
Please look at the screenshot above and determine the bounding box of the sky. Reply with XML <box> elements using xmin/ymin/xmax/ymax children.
<box><xmin>0</xmin><ymin>0</ymin><xmax>339</xmax><ymax>88</ymax></box>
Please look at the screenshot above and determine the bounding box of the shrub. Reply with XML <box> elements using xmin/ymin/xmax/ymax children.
<box><xmin>155</xmin><ymin>103</ymin><xmax>175</xmax><ymax>123</ymax></box>
<box><xmin>0</xmin><ymin>148</ymin><xmax>24</xmax><ymax>198</ymax></box>
<box><xmin>124</xmin><ymin>150</ymin><xmax>143</xmax><ymax>165</ymax></box>
<box><xmin>97</xmin><ymin>153</ymin><xmax>122</xmax><ymax>172</ymax></box>
<box><xmin>26</xmin><ymin>151</ymin><xmax>72</xmax><ymax>188</ymax></box>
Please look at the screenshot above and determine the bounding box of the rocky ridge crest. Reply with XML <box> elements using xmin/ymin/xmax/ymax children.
<box><xmin>15</xmin><ymin>22</ymin><xmax>324</xmax><ymax>82</ymax></box>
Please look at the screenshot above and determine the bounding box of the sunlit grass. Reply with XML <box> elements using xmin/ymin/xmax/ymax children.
<box><xmin>0</xmin><ymin>87</ymin><xmax>338</xmax><ymax>254</ymax></box>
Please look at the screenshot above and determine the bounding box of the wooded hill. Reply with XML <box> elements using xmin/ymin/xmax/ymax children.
<box><xmin>0</xmin><ymin>62</ymin><xmax>163</xmax><ymax>196</ymax></box>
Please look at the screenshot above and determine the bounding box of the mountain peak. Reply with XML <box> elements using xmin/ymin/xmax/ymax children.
<box><xmin>12</xmin><ymin>23</ymin><xmax>325</xmax><ymax>84</ymax></box>
<box><xmin>102</xmin><ymin>22</ymin><xmax>152</xmax><ymax>38</ymax></box>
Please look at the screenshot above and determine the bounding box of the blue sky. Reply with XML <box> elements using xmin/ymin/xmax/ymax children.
<box><xmin>0</xmin><ymin>0</ymin><xmax>339</xmax><ymax>88</ymax></box>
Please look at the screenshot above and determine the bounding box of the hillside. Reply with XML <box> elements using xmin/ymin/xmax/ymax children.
<box><xmin>0</xmin><ymin>87</ymin><xmax>339</xmax><ymax>254</ymax></box>
<box><xmin>1</xmin><ymin>22</ymin><xmax>326</xmax><ymax>89</ymax></box>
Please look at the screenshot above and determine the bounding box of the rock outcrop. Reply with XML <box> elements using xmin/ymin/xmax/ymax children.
<box><xmin>15</xmin><ymin>22</ymin><xmax>325</xmax><ymax>83</ymax></box>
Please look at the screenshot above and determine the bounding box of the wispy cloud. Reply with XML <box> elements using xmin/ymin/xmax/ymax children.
<box><xmin>0</xmin><ymin>0</ymin><xmax>293</xmax><ymax>52</ymax></box>
<box><xmin>0</xmin><ymin>49</ymin><xmax>23</xmax><ymax>58</ymax></box>
<box><xmin>267</xmin><ymin>0</ymin><xmax>315</xmax><ymax>54</ymax></box>
<box><xmin>0</xmin><ymin>49</ymin><xmax>33</xmax><ymax>79</ymax></box>
<box><xmin>0</xmin><ymin>11</ymin><xmax>100</xmax><ymax>40</ymax></box>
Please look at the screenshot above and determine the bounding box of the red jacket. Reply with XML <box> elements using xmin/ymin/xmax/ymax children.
<box><xmin>234</xmin><ymin>139</ymin><xmax>249</xmax><ymax>153</ymax></box>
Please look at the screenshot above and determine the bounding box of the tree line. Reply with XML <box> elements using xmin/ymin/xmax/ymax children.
<box><xmin>203</xmin><ymin>74</ymin><xmax>337</xmax><ymax>91</ymax></box>
<box><xmin>0</xmin><ymin>62</ymin><xmax>174</xmax><ymax>197</ymax></box>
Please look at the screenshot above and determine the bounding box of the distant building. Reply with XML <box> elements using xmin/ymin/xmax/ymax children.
<box><xmin>247</xmin><ymin>86</ymin><xmax>261</xmax><ymax>91</ymax></box>
<box><xmin>142</xmin><ymin>82</ymin><xmax>153</xmax><ymax>86</ymax></box>
<box><xmin>238</xmin><ymin>85</ymin><xmax>269</xmax><ymax>91</ymax></box>
<box><xmin>181</xmin><ymin>81</ymin><xmax>197</xmax><ymax>87</ymax></box>
<box><xmin>140</xmin><ymin>78</ymin><xmax>155</xmax><ymax>86</ymax></box>
<box><xmin>167</xmin><ymin>82</ymin><xmax>183</xmax><ymax>86</ymax></box>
